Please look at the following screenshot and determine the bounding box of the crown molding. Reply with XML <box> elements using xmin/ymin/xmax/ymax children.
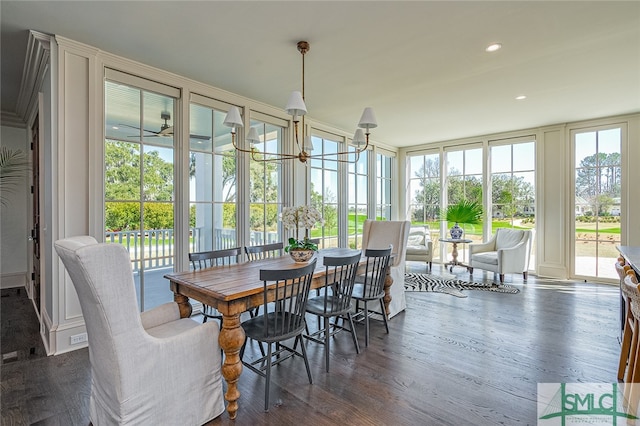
<box><xmin>0</xmin><ymin>110</ymin><xmax>27</xmax><ymax>128</ymax></box>
<box><xmin>15</xmin><ymin>30</ymin><xmax>51</xmax><ymax>122</ymax></box>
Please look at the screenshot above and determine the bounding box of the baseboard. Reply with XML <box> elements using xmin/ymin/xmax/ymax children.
<box><xmin>51</xmin><ymin>320</ymin><xmax>88</xmax><ymax>355</ymax></box>
<box><xmin>0</xmin><ymin>272</ymin><xmax>27</xmax><ymax>289</ymax></box>
<box><xmin>537</xmin><ymin>264</ymin><xmax>568</xmax><ymax>280</ymax></box>
<box><xmin>39</xmin><ymin>300</ymin><xmax>88</xmax><ymax>355</ymax></box>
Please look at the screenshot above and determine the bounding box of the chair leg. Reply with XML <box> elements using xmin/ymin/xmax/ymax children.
<box><xmin>618</xmin><ymin>316</ymin><xmax>633</xmax><ymax>380</ymax></box>
<box><xmin>264</xmin><ymin>342</ymin><xmax>273</xmax><ymax>412</ymax></box>
<box><xmin>248</xmin><ymin>337</ymin><xmax>265</xmax><ymax>357</ymax></box>
<box><xmin>347</xmin><ymin>313</ymin><xmax>360</xmax><ymax>354</ymax></box>
<box><xmin>202</xmin><ymin>304</ymin><xmax>209</xmax><ymax>323</ymax></box>
<box><xmin>298</xmin><ymin>335</ymin><xmax>313</xmax><ymax>384</ymax></box>
<box><xmin>499</xmin><ymin>274</ymin><xmax>505</xmax><ymax>283</ymax></box>
<box><xmin>364</xmin><ymin>301</ymin><xmax>370</xmax><ymax>347</ymax></box>
<box><xmin>324</xmin><ymin>316</ymin><xmax>330</xmax><ymax>372</ymax></box>
<box><xmin>379</xmin><ymin>299</ymin><xmax>389</xmax><ymax>334</ymax></box>
<box><xmin>239</xmin><ymin>336</ymin><xmax>247</xmax><ymax>360</ymax></box>
<box><xmin>625</xmin><ymin>321</ymin><xmax>640</xmax><ymax>407</ymax></box>
<box><xmin>523</xmin><ymin>272</ymin><xmax>528</xmax><ymax>281</ymax></box>
<box><xmin>468</xmin><ymin>267</ymin><xmax>474</xmax><ymax>274</ymax></box>
<box><xmin>626</xmin><ymin>324</ymin><xmax>640</xmax><ymax>416</ymax></box>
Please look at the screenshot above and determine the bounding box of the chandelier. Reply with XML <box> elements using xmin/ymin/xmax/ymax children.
<box><xmin>223</xmin><ymin>41</ymin><xmax>377</xmax><ymax>163</ymax></box>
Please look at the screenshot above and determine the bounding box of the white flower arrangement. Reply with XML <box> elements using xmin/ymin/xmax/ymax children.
<box><xmin>280</xmin><ymin>205</ymin><xmax>325</xmax><ymax>251</ymax></box>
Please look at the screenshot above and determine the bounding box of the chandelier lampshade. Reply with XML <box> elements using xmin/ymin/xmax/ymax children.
<box><xmin>358</xmin><ymin>107</ymin><xmax>378</xmax><ymax>130</ymax></box>
<box><xmin>352</xmin><ymin>129</ymin><xmax>366</xmax><ymax>146</ymax></box>
<box><xmin>223</xmin><ymin>106</ymin><xmax>243</xmax><ymax>131</ymax></box>
<box><xmin>285</xmin><ymin>91</ymin><xmax>308</xmax><ymax>120</ymax></box>
<box><xmin>246</xmin><ymin>127</ymin><xmax>261</xmax><ymax>146</ymax></box>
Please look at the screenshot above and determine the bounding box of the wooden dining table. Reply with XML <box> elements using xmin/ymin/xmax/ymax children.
<box><xmin>164</xmin><ymin>248</ymin><xmax>393</xmax><ymax>420</ymax></box>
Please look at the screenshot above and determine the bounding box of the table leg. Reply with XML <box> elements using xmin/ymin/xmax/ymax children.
<box><xmin>451</xmin><ymin>242</ymin><xmax>459</xmax><ymax>265</ymax></box>
<box><xmin>219</xmin><ymin>312</ymin><xmax>245</xmax><ymax>420</ymax></box>
<box><xmin>173</xmin><ymin>293</ymin><xmax>192</xmax><ymax>318</ymax></box>
<box><xmin>383</xmin><ymin>269</ymin><xmax>393</xmax><ymax>319</ymax></box>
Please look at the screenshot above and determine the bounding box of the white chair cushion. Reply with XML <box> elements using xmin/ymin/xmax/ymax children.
<box><xmin>145</xmin><ymin>317</ymin><xmax>202</xmax><ymax>338</ymax></box>
<box><xmin>472</xmin><ymin>251</ymin><xmax>499</xmax><ymax>265</ymax></box>
<box><xmin>406</xmin><ymin>246</ymin><xmax>431</xmax><ymax>255</ymax></box>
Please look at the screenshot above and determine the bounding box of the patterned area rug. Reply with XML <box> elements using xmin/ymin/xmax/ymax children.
<box><xmin>404</xmin><ymin>273</ymin><xmax>520</xmax><ymax>298</ymax></box>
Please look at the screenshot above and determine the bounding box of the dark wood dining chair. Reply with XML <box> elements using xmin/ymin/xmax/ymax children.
<box><xmin>189</xmin><ymin>247</ymin><xmax>242</xmax><ymax>323</ymax></box>
<box><xmin>351</xmin><ymin>246</ymin><xmax>392</xmax><ymax>347</ymax></box>
<box><xmin>304</xmin><ymin>251</ymin><xmax>362</xmax><ymax>372</ymax></box>
<box><xmin>240</xmin><ymin>259</ymin><xmax>317</xmax><ymax>411</ymax></box>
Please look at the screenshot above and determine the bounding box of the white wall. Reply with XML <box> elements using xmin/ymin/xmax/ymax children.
<box><xmin>0</xmin><ymin>125</ymin><xmax>30</xmax><ymax>289</ymax></box>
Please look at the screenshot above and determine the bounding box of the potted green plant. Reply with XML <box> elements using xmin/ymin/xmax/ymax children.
<box><xmin>442</xmin><ymin>200</ymin><xmax>483</xmax><ymax>239</ymax></box>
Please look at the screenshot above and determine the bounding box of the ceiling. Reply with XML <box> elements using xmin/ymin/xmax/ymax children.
<box><xmin>1</xmin><ymin>1</ymin><xmax>639</xmax><ymax>148</ymax></box>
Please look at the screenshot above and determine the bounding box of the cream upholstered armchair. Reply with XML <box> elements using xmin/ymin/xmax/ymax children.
<box><xmin>468</xmin><ymin>228</ymin><xmax>533</xmax><ymax>283</ymax></box>
<box><xmin>55</xmin><ymin>236</ymin><xmax>225</xmax><ymax>425</ymax></box>
<box><xmin>405</xmin><ymin>226</ymin><xmax>433</xmax><ymax>272</ymax></box>
<box><xmin>360</xmin><ymin>220</ymin><xmax>410</xmax><ymax>318</ymax></box>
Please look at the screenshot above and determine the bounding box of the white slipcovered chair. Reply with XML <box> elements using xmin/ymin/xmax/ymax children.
<box><xmin>360</xmin><ymin>219</ymin><xmax>410</xmax><ymax>318</ymax></box>
<box><xmin>55</xmin><ymin>236</ymin><xmax>224</xmax><ymax>425</ymax></box>
<box><xmin>405</xmin><ymin>226</ymin><xmax>433</xmax><ymax>272</ymax></box>
<box><xmin>468</xmin><ymin>228</ymin><xmax>533</xmax><ymax>283</ymax></box>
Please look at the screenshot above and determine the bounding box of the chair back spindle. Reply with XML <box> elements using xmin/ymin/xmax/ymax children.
<box><xmin>189</xmin><ymin>247</ymin><xmax>242</xmax><ymax>270</ymax></box>
<box><xmin>245</xmin><ymin>242</ymin><xmax>284</xmax><ymax>262</ymax></box>
<box><xmin>318</xmin><ymin>252</ymin><xmax>362</xmax><ymax>315</ymax></box>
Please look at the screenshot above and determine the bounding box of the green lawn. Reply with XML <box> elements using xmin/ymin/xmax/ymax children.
<box><xmin>347</xmin><ymin>213</ymin><xmax>369</xmax><ymax>233</ymax></box>
<box><xmin>575</xmin><ymin>223</ymin><xmax>620</xmax><ymax>233</ymax></box>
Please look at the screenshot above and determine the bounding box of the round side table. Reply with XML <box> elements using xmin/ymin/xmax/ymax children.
<box><xmin>439</xmin><ymin>238</ymin><xmax>472</xmax><ymax>272</ymax></box>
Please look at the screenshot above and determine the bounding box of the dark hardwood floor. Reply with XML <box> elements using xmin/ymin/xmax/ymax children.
<box><xmin>1</xmin><ymin>264</ymin><xmax>622</xmax><ymax>425</ymax></box>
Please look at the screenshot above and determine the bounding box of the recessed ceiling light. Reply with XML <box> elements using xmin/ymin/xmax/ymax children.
<box><xmin>515</xmin><ymin>95</ymin><xmax>527</xmax><ymax>100</ymax></box>
<box><xmin>486</xmin><ymin>43</ymin><xmax>502</xmax><ymax>52</ymax></box>
<box><xmin>112</xmin><ymin>126</ymin><xmax>119</xmax><ymax>130</ymax></box>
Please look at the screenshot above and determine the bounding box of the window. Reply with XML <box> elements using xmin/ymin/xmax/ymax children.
<box><xmin>248</xmin><ymin>119</ymin><xmax>284</xmax><ymax>246</ymax></box>
<box><xmin>573</xmin><ymin>126</ymin><xmax>622</xmax><ymax>279</ymax></box>
<box><xmin>408</xmin><ymin>152</ymin><xmax>441</xmax><ymax>261</ymax></box>
<box><xmin>310</xmin><ymin>132</ymin><xmax>341</xmax><ymax>248</ymax></box>
<box><xmin>490</xmin><ymin>140</ymin><xmax>536</xmax><ymax>269</ymax></box>
<box><xmin>445</xmin><ymin>147</ymin><xmax>483</xmax><ymax>242</ymax></box>
<box><xmin>189</xmin><ymin>103</ymin><xmax>237</xmax><ymax>253</ymax></box>
<box><xmin>376</xmin><ymin>153</ymin><xmax>392</xmax><ymax>222</ymax></box>
<box><xmin>408</xmin><ymin>153</ymin><xmax>440</xmax><ymax>228</ymax></box>
<box><xmin>348</xmin><ymin>148</ymin><xmax>368</xmax><ymax>249</ymax></box>
<box><xmin>104</xmin><ymin>78</ymin><xmax>177</xmax><ymax>311</ymax></box>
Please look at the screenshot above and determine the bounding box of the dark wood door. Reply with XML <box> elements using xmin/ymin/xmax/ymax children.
<box><xmin>31</xmin><ymin>115</ymin><xmax>40</xmax><ymax>315</ymax></box>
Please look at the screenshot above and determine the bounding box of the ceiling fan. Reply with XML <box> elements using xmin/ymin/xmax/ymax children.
<box><xmin>122</xmin><ymin>112</ymin><xmax>210</xmax><ymax>141</ymax></box>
